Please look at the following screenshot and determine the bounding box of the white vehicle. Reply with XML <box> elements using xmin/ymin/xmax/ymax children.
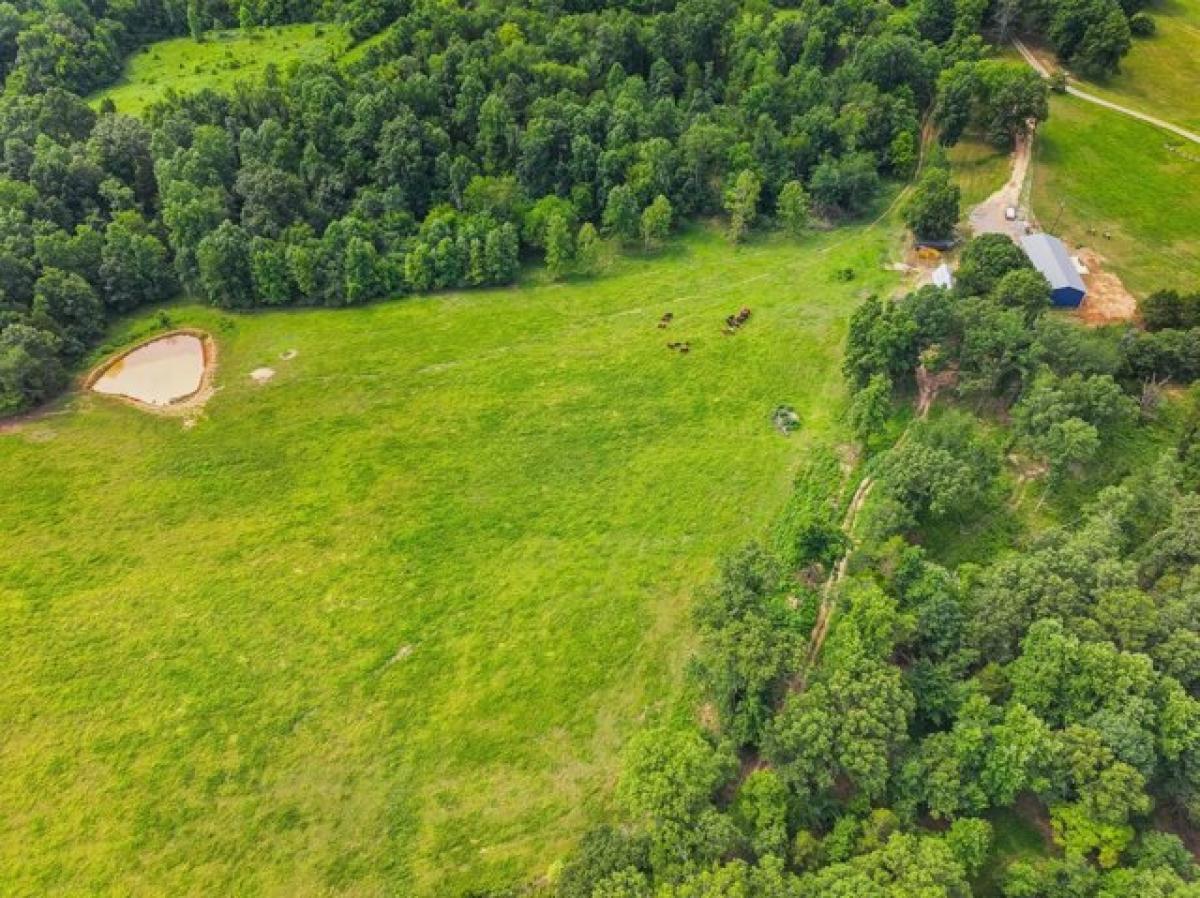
<box><xmin>1004</xmin><ymin>206</ymin><xmax>1018</xmax><ymax>221</ymax></box>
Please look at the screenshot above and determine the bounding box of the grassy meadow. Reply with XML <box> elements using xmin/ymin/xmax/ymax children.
<box><xmin>0</xmin><ymin>224</ymin><xmax>900</xmax><ymax>896</ymax></box>
<box><xmin>1066</xmin><ymin>0</ymin><xmax>1200</xmax><ymax>132</ymax></box>
<box><xmin>1031</xmin><ymin>93</ymin><xmax>1200</xmax><ymax>294</ymax></box>
<box><xmin>946</xmin><ymin>135</ymin><xmax>1012</xmax><ymax>207</ymax></box>
<box><xmin>91</xmin><ymin>23</ymin><xmax>351</xmax><ymax>116</ymax></box>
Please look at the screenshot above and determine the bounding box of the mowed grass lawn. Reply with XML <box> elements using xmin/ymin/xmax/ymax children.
<box><xmin>1067</xmin><ymin>0</ymin><xmax>1200</xmax><ymax>132</ymax></box>
<box><xmin>947</xmin><ymin>134</ymin><xmax>1012</xmax><ymax>208</ymax></box>
<box><xmin>1031</xmin><ymin>93</ymin><xmax>1200</xmax><ymax>293</ymax></box>
<box><xmin>0</xmin><ymin>224</ymin><xmax>898</xmax><ymax>896</ymax></box>
<box><xmin>91</xmin><ymin>23</ymin><xmax>350</xmax><ymax>116</ymax></box>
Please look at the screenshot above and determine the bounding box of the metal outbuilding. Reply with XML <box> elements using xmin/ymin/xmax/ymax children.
<box><xmin>1019</xmin><ymin>233</ymin><xmax>1087</xmax><ymax>307</ymax></box>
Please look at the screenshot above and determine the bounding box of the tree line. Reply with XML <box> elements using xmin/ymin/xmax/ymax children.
<box><xmin>0</xmin><ymin>0</ymin><xmax>1153</xmax><ymax>416</ymax></box>
<box><xmin>0</xmin><ymin>0</ymin><xmax>1064</xmax><ymax>416</ymax></box>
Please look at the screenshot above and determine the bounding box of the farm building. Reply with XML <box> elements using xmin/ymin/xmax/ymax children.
<box><xmin>1019</xmin><ymin>233</ymin><xmax>1087</xmax><ymax>307</ymax></box>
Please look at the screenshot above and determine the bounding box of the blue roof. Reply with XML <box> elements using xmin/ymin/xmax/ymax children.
<box><xmin>1020</xmin><ymin>233</ymin><xmax>1086</xmax><ymax>297</ymax></box>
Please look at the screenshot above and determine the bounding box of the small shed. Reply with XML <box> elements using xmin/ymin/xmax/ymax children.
<box><xmin>1020</xmin><ymin>233</ymin><xmax>1087</xmax><ymax>307</ymax></box>
<box><xmin>932</xmin><ymin>263</ymin><xmax>954</xmax><ymax>290</ymax></box>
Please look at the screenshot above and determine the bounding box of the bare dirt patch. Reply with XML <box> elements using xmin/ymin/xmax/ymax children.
<box><xmin>250</xmin><ymin>367</ymin><xmax>276</xmax><ymax>384</ymax></box>
<box><xmin>0</xmin><ymin>401</ymin><xmax>71</xmax><ymax>436</ymax></box>
<box><xmin>1075</xmin><ymin>248</ymin><xmax>1138</xmax><ymax>324</ymax></box>
<box><xmin>901</xmin><ymin>243</ymin><xmax>957</xmax><ymax>289</ymax></box>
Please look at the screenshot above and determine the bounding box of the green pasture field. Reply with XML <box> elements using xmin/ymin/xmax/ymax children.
<box><xmin>1031</xmin><ymin>93</ymin><xmax>1200</xmax><ymax>294</ymax></box>
<box><xmin>0</xmin><ymin>223</ymin><xmax>900</xmax><ymax>896</ymax></box>
<box><xmin>90</xmin><ymin>23</ymin><xmax>351</xmax><ymax>117</ymax></box>
<box><xmin>1066</xmin><ymin>0</ymin><xmax>1200</xmax><ymax>132</ymax></box>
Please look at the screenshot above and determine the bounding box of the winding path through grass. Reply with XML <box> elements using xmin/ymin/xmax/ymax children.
<box><xmin>1014</xmin><ymin>38</ymin><xmax>1200</xmax><ymax>147</ymax></box>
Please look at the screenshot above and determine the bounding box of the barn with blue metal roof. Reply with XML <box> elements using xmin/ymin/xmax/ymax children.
<box><xmin>1019</xmin><ymin>233</ymin><xmax>1087</xmax><ymax>308</ymax></box>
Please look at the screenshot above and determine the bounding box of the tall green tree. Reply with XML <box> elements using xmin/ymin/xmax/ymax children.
<box><xmin>99</xmin><ymin>212</ymin><xmax>174</xmax><ymax>312</ymax></box>
<box><xmin>903</xmin><ymin>167</ymin><xmax>960</xmax><ymax>240</ymax></box>
<box><xmin>544</xmin><ymin>212</ymin><xmax>574</xmax><ymax>280</ymax></box>
<box><xmin>604</xmin><ymin>185</ymin><xmax>640</xmax><ymax>244</ymax></box>
<box><xmin>641</xmin><ymin>194</ymin><xmax>672</xmax><ymax>250</ymax></box>
<box><xmin>196</xmin><ymin>220</ymin><xmax>254</xmax><ymax>309</ymax></box>
<box><xmin>575</xmin><ymin>222</ymin><xmax>602</xmax><ymax>276</ymax></box>
<box><xmin>849</xmin><ymin>374</ymin><xmax>892</xmax><ymax>453</ymax></box>
<box><xmin>724</xmin><ymin>170</ymin><xmax>761</xmax><ymax>243</ymax></box>
<box><xmin>777</xmin><ymin>180</ymin><xmax>810</xmax><ymax>238</ymax></box>
<box><xmin>0</xmin><ymin>324</ymin><xmax>64</xmax><ymax>415</ymax></box>
<box><xmin>31</xmin><ymin>267</ymin><xmax>103</xmax><ymax>357</ymax></box>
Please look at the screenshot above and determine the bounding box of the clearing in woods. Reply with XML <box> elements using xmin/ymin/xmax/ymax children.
<box><xmin>0</xmin><ymin>223</ymin><xmax>900</xmax><ymax>896</ymax></box>
<box><xmin>89</xmin><ymin>23</ymin><xmax>352</xmax><ymax>116</ymax></box>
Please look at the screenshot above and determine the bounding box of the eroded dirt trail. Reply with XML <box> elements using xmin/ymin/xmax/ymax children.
<box><xmin>792</xmin><ymin>471</ymin><xmax>875</xmax><ymax>693</ymax></box>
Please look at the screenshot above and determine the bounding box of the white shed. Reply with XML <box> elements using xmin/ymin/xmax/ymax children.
<box><xmin>932</xmin><ymin>263</ymin><xmax>954</xmax><ymax>290</ymax></box>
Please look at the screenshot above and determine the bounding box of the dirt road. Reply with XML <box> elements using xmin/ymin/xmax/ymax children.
<box><xmin>1013</xmin><ymin>38</ymin><xmax>1200</xmax><ymax>147</ymax></box>
<box><xmin>968</xmin><ymin>129</ymin><xmax>1033</xmax><ymax>240</ymax></box>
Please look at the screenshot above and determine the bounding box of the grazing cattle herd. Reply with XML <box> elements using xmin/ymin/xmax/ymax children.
<box><xmin>660</xmin><ymin>307</ymin><xmax>753</xmax><ymax>354</ymax></box>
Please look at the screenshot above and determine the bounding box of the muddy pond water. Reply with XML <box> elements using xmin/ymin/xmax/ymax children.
<box><xmin>92</xmin><ymin>333</ymin><xmax>207</xmax><ymax>406</ymax></box>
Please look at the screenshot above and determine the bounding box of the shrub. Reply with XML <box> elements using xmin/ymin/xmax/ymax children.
<box><xmin>1129</xmin><ymin>13</ymin><xmax>1155</xmax><ymax>36</ymax></box>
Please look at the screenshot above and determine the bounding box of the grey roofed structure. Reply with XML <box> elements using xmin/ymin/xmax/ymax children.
<box><xmin>1019</xmin><ymin>233</ymin><xmax>1087</xmax><ymax>308</ymax></box>
<box><xmin>932</xmin><ymin>263</ymin><xmax>954</xmax><ymax>289</ymax></box>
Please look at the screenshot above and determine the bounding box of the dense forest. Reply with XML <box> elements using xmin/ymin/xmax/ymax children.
<box><xmin>0</xmin><ymin>0</ymin><xmax>1149</xmax><ymax>415</ymax></box>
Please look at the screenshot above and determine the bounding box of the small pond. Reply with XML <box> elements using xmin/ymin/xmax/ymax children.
<box><xmin>92</xmin><ymin>333</ymin><xmax>207</xmax><ymax>407</ymax></box>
